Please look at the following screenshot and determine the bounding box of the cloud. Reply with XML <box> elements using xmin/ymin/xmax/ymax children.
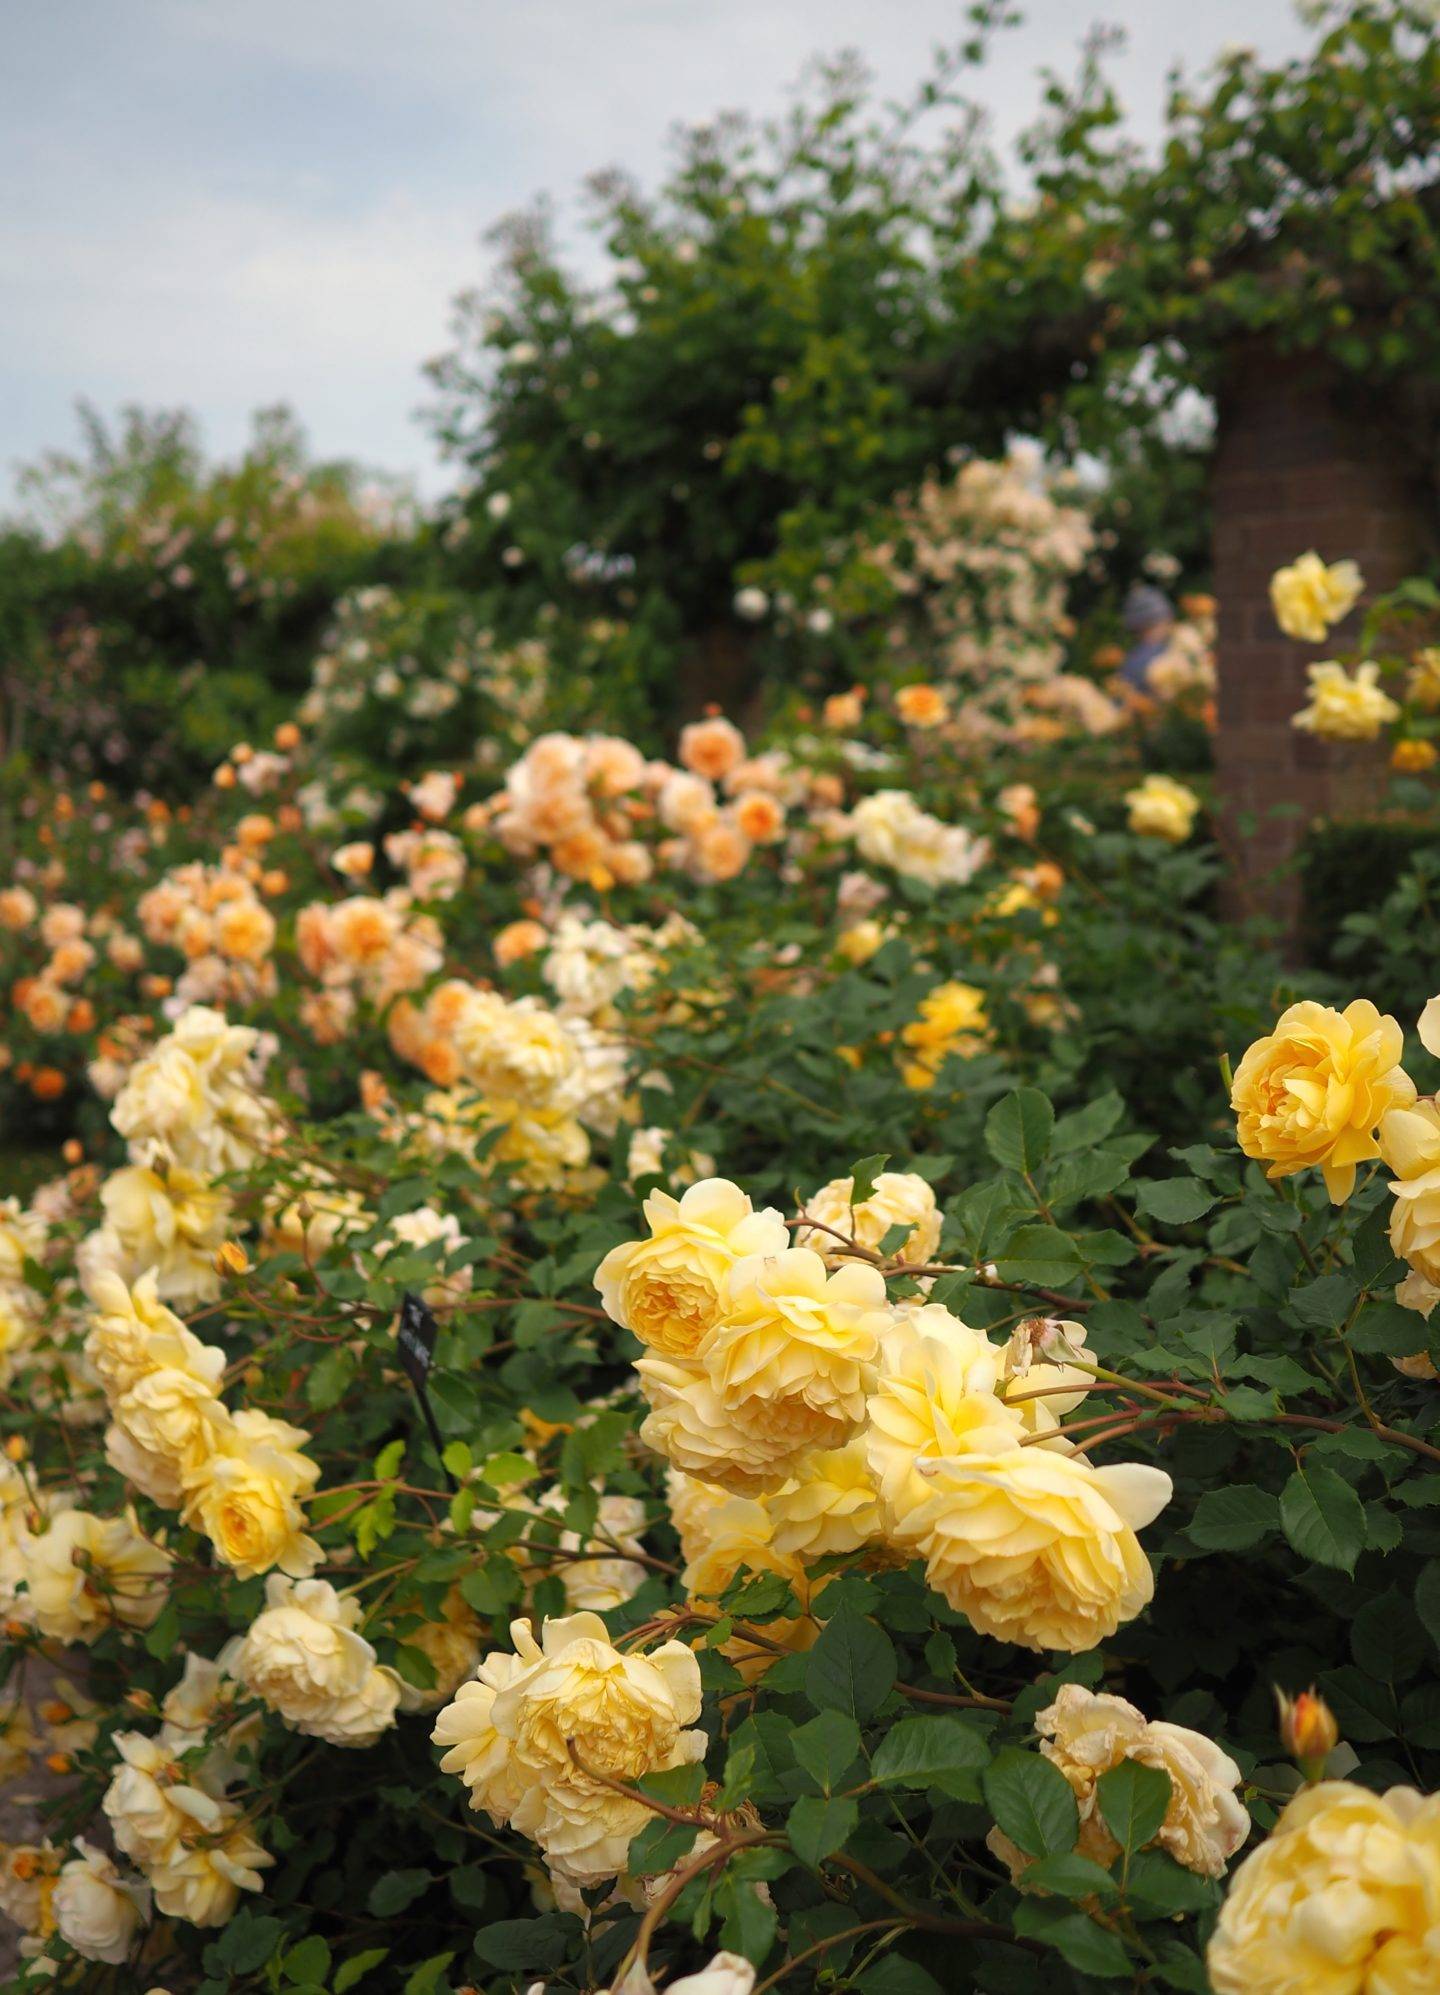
<box><xmin>1</xmin><ymin>0</ymin><xmax>1311</xmax><ymax>507</ymax></box>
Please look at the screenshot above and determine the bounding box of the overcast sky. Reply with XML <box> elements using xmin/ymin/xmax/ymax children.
<box><xmin>2</xmin><ymin>1</ymin><xmax>1312</xmax><ymax>510</ymax></box>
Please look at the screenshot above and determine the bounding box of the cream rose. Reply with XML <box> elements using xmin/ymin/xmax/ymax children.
<box><xmin>23</xmin><ymin>1508</ymin><xmax>170</xmax><ymax>1641</ymax></box>
<box><xmin>434</xmin><ymin>1613</ymin><xmax>705</xmax><ymax>1885</ymax></box>
<box><xmin>991</xmin><ymin>1685</ymin><xmax>1248</xmax><ymax>1881</ymax></box>
<box><xmin>795</xmin><ymin>1170</ymin><xmax>942</xmax><ymax>1267</ymax></box>
<box><xmin>52</xmin><ymin>1839</ymin><xmax>151</xmax><ymax>1964</ymax></box>
<box><xmin>231</xmin><ymin>1574</ymin><xmax>400</xmax><ymax>1746</ymax></box>
<box><xmin>1292</xmin><ymin>659</ymin><xmax>1399</xmax><ymax>741</ymax></box>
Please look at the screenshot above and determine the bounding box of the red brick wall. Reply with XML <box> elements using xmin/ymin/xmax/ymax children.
<box><xmin>1212</xmin><ymin>344</ymin><xmax>1433</xmax><ymax>942</ymax></box>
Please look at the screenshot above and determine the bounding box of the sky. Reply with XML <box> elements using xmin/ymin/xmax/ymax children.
<box><xmin>1</xmin><ymin>1</ymin><xmax>1313</xmax><ymax>512</ymax></box>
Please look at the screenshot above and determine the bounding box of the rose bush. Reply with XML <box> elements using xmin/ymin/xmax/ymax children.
<box><xmin>0</xmin><ymin>590</ymin><xmax>1438</xmax><ymax>1995</ymax></box>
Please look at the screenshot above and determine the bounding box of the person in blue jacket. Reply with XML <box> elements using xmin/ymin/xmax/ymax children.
<box><xmin>1119</xmin><ymin>583</ymin><xmax>1176</xmax><ymax>693</ymax></box>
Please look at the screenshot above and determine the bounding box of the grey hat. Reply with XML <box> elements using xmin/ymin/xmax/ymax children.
<box><xmin>1122</xmin><ymin>583</ymin><xmax>1175</xmax><ymax>632</ymax></box>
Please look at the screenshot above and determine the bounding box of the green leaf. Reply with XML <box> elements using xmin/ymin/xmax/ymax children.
<box><xmin>471</xmin><ymin>1918</ymin><xmax>581</xmax><ymax>1971</ymax></box>
<box><xmin>1051</xmin><ymin>1092</ymin><xmax>1125</xmax><ymax>1156</ymax></box>
<box><xmin>282</xmin><ymin>1937</ymin><xmax>331</xmax><ymax>1986</ymax></box>
<box><xmin>1024</xmin><ymin>1851</ymin><xmax>1119</xmax><ymax>1899</ymax></box>
<box><xmin>985</xmin><ymin>1088</ymin><xmax>1055</xmax><ymax>1173</ymax></box>
<box><xmin>1417</xmin><ymin>1561</ymin><xmax>1440</xmax><ymax>1653</ymax></box>
<box><xmin>993</xmin><ymin>1223</ymin><xmax>1083</xmax><ymax>1286</ymax></box>
<box><xmin>366</xmin><ymin>1869</ymin><xmax>431</xmax><ymax>1917</ymax></box>
<box><xmin>856</xmin><ymin>1960</ymin><xmax>943</xmax><ymax>1995</ymax></box>
<box><xmin>849</xmin><ymin>1153</ymin><xmax>891</xmax><ymax>1204</ymax></box>
<box><xmin>1349</xmin><ymin>1301</ymin><xmax>1429</xmax><ymax>1356</ymax></box>
<box><xmin>1133</xmin><ymin>1178</ymin><xmax>1215</xmax><ymax>1225</ymax></box>
<box><xmin>1125</xmin><ymin>1848</ymin><xmax>1218</xmax><ymax>1917</ymax></box>
<box><xmin>1188</xmin><ymin>1484</ymin><xmax>1279</xmax><ymax>1551</ymax></box>
<box><xmin>869</xmin><ymin>1714</ymin><xmax>989</xmax><ymax>1794</ymax></box>
<box><xmin>403</xmin><ymin>1954</ymin><xmax>455</xmax><ymax>1995</ymax></box>
<box><xmin>1281</xmin><ymin>1464</ymin><xmax>1367</xmax><ymax>1573</ymax></box>
<box><xmin>805</xmin><ymin>1612</ymin><xmax>896</xmax><ymax>1722</ymax></box>
<box><xmin>1288</xmin><ymin>1273</ymin><xmax>1359</xmax><ymax>1331</ymax></box>
<box><xmin>788</xmin><ymin>1795</ymin><xmax>859</xmax><ymax>1868</ymax></box>
<box><xmin>715</xmin><ymin>1866</ymin><xmax>778</xmax><ymax>1963</ymax></box>
<box><xmin>1097</xmin><ymin>1758</ymin><xmax>1172</xmax><ymax>1855</ymax></box>
<box><xmin>1013</xmin><ymin>1900</ymin><xmax>1133</xmax><ymax>1978</ymax></box>
<box><xmin>304</xmin><ymin>1346</ymin><xmax>354</xmax><ymax>1409</ymax></box>
<box><xmin>335</xmin><ymin>1951</ymin><xmax>389</xmax><ymax>1993</ymax></box>
<box><xmin>217</xmin><ymin>1915</ymin><xmax>286</xmax><ymax>1974</ymax></box>
<box><xmin>791</xmin><ymin>1711</ymin><xmax>862</xmax><ymax>1794</ymax></box>
<box><xmin>982</xmin><ymin>1749</ymin><xmax>1078</xmax><ymax>1859</ymax></box>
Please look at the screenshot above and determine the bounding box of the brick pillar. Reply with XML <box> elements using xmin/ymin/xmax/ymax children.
<box><xmin>1212</xmin><ymin>343</ymin><xmax>1433</xmax><ymax>943</ymax></box>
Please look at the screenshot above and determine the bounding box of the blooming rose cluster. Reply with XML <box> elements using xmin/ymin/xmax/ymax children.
<box><xmin>598</xmin><ymin>1176</ymin><xmax>1172</xmax><ymax>1653</ymax></box>
<box><xmin>432</xmin><ymin>1612</ymin><xmax>705</xmax><ymax>1886</ymax></box>
<box><xmin>848</xmin><ymin>789</ymin><xmax>991</xmax><ymax>889</ymax></box>
<box><xmin>477</xmin><ymin>718</ymin><xmax>806</xmax><ymax>891</ymax></box>
<box><xmin>77</xmin><ymin>1005</ymin><xmax>277</xmax><ymax>1320</ymax></box>
<box><xmin>102</xmin><ymin>1726</ymin><xmax>272</xmax><ymax>1928</ymax></box>
<box><xmin>295</xmin><ymin>892</ymin><xmax>444</xmax><ymax>1043</ymax></box>
<box><xmin>899</xmin><ymin>980</ymin><xmax>993</xmax><ymax>1088</ymax></box>
<box><xmin>83</xmin><ymin>1267</ymin><xmax>321</xmax><ymax>1582</ymax></box>
<box><xmin>386</xmin><ymin>976</ymin><xmax>628</xmax><ymax>1190</ymax></box>
<box><xmin>136</xmin><ymin>855</ymin><xmax>280</xmax><ymax>1011</ymax></box>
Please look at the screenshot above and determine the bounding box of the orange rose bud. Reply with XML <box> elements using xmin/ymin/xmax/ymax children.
<box><xmin>45</xmin><ymin>1752</ymin><xmax>71</xmax><ymax>1774</ymax></box>
<box><xmin>4</xmin><ymin>1437</ymin><xmax>26</xmax><ymax>1463</ymax></box>
<box><xmin>215</xmin><ymin>1241</ymin><xmax>251</xmax><ymax>1278</ymax></box>
<box><xmin>274</xmin><ymin>721</ymin><xmax>301</xmax><ymax>751</ymax></box>
<box><xmin>61</xmin><ymin>1139</ymin><xmax>83</xmax><ymax>1165</ymax></box>
<box><xmin>39</xmin><ymin>1701</ymin><xmax>73</xmax><ymax>1725</ymax></box>
<box><xmin>1276</xmin><ymin>1686</ymin><xmax>1339</xmax><ymax>1779</ymax></box>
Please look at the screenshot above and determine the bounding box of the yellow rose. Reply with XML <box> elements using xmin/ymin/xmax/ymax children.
<box><xmin>595</xmin><ymin>1178</ymin><xmax>789</xmax><ymax>1360</ymax></box>
<box><xmin>1125</xmin><ymin>773</ymin><xmax>1199</xmax><ymax>842</ymax></box>
<box><xmin>431</xmin><ymin>1648</ymin><xmax>533</xmax><ymax>1823</ymax></box>
<box><xmin>1292</xmin><ymin>659</ymin><xmax>1400</xmax><ymax>741</ymax></box>
<box><xmin>795</xmin><ymin>1170</ymin><xmax>941</xmax><ymax>1267</ymax></box>
<box><xmin>1407</xmin><ymin>648</ymin><xmax>1440</xmax><ymax>710</ymax></box>
<box><xmin>145</xmin><ymin>1821</ymin><xmax>273</xmax><ymax>1928</ymax></box>
<box><xmin>1231</xmin><ymin>999</ymin><xmax>1414</xmax><ymax>1203</ymax></box>
<box><xmin>99</xmin><ymin>1163</ymin><xmax>232</xmax><ymax>1308</ymax></box>
<box><xmin>893</xmin><ymin>1447</ymin><xmax>1171</xmax><ymax>1653</ymax></box>
<box><xmin>637</xmin><ymin>1355</ymin><xmax>802</xmax><ymax>1495</ymax></box>
<box><xmin>106</xmin><ymin>1368</ymin><xmax>229</xmax><ymax>1508</ymax></box>
<box><xmin>231</xmin><ymin>1574</ymin><xmax>400</xmax><ymax>1746</ymax></box>
<box><xmin>864</xmin><ymin>1306</ymin><xmax>1015</xmax><ymax>1521</ymax></box>
<box><xmin>991</xmin><ymin>1684</ymin><xmax>1248</xmax><ymax>1881</ymax></box>
<box><xmin>900</xmin><ymin>980</ymin><xmax>992</xmax><ymax>1088</ymax></box>
<box><xmin>435</xmin><ymin>1613</ymin><xmax>706</xmax><ymax>1885</ymax></box>
<box><xmin>1380</xmin><ymin>1100</ymin><xmax>1440</xmax><ymax>1292</ymax></box>
<box><xmin>764</xmin><ymin>1436</ymin><xmax>885</xmax><ymax>1562</ymax></box>
<box><xmin>52</xmin><ymin>1839</ymin><xmax>151</xmax><ymax>1964</ymax></box>
<box><xmin>1208</xmin><ymin>1781</ymin><xmax>1440</xmax><ymax>1995</ymax></box>
<box><xmin>1270</xmin><ymin>551</ymin><xmax>1364</xmax><ymax>642</ymax></box>
<box><xmin>680</xmin><ymin>1489</ymin><xmax>819</xmax><ymax>1682</ymax></box>
<box><xmin>700</xmin><ymin>1249</ymin><xmax>885</xmax><ymax>1462</ymax></box>
<box><xmin>22</xmin><ymin>1509</ymin><xmax>170</xmax><ymax>1642</ymax></box>
<box><xmin>84</xmin><ymin>1269</ymin><xmax>226</xmax><ymax>1403</ymax></box>
<box><xmin>396</xmin><ymin>1586</ymin><xmax>484</xmax><ymax>1713</ymax></box>
<box><xmin>181</xmin><ymin>1410</ymin><xmax>321</xmax><ymax>1580</ymax></box>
